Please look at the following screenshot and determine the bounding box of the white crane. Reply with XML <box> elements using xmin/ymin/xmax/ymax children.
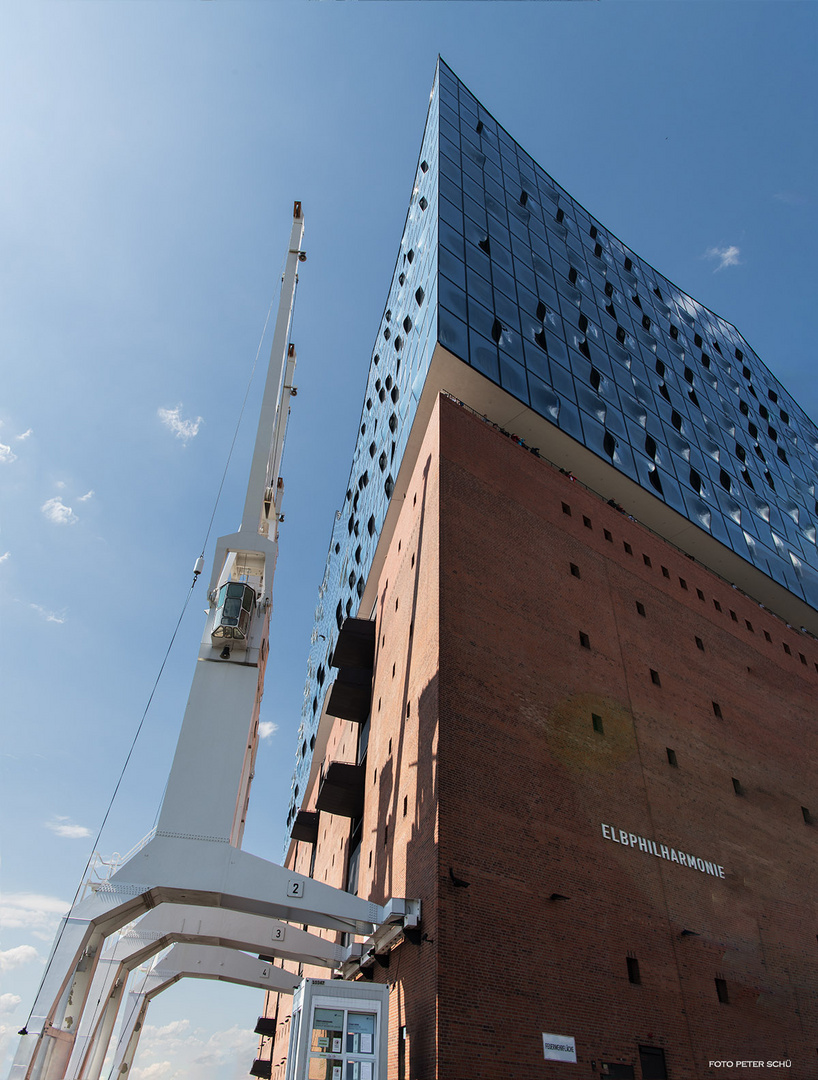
<box><xmin>9</xmin><ymin>203</ymin><xmax>418</xmax><ymax>1080</ymax></box>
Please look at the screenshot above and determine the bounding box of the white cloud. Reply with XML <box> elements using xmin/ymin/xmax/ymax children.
<box><xmin>15</xmin><ymin>429</ymin><xmax>33</xmax><ymax>441</ymax></box>
<box><xmin>0</xmin><ymin>552</ymin><xmax>9</xmax><ymax>564</ymax></box>
<box><xmin>191</xmin><ymin>1026</ymin><xmax>258</xmax><ymax>1067</ymax></box>
<box><xmin>41</xmin><ymin>497</ymin><xmax>78</xmax><ymax>525</ymax></box>
<box><xmin>29</xmin><ymin>604</ymin><xmax>66</xmax><ymax>624</ymax></box>
<box><xmin>705</xmin><ymin>245</ymin><xmax>741</xmax><ymax>271</ymax></box>
<box><xmin>0</xmin><ymin>946</ymin><xmax>41</xmax><ymax>972</ymax></box>
<box><xmin>0</xmin><ymin>995</ymin><xmax>21</xmax><ymax>1015</ymax></box>
<box><xmin>46</xmin><ymin>817</ymin><xmax>92</xmax><ymax>840</ymax></box>
<box><xmin>132</xmin><ymin>1022</ymin><xmax>257</xmax><ymax>1080</ymax></box>
<box><xmin>149</xmin><ymin>1020</ymin><xmax>191</xmax><ymax>1041</ymax></box>
<box><xmin>0</xmin><ymin>444</ymin><xmax>17</xmax><ymax>465</ymax></box>
<box><xmin>773</xmin><ymin>190</ymin><xmax>808</xmax><ymax>206</ymax></box>
<box><xmin>258</xmin><ymin>721</ymin><xmax>278</xmax><ymax>740</ymax></box>
<box><xmin>78</xmin><ymin>490</ymin><xmax>95</xmax><ymax>502</ymax></box>
<box><xmin>131</xmin><ymin>1063</ymin><xmax>174</xmax><ymax>1080</ymax></box>
<box><xmin>0</xmin><ymin>893</ymin><xmax>69</xmax><ymax>941</ymax></box>
<box><xmin>158</xmin><ymin>405</ymin><xmax>203</xmax><ymax>444</ymax></box>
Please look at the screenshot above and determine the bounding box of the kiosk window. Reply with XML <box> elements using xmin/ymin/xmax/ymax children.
<box><xmin>311</xmin><ymin>1009</ymin><xmax>344</xmax><ymax>1055</ymax></box>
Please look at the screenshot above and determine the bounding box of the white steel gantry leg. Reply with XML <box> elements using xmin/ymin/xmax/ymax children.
<box><xmin>110</xmin><ymin>946</ymin><xmax>301</xmax><ymax>1080</ymax></box>
<box><xmin>66</xmin><ymin>904</ymin><xmax>357</xmax><ymax>1080</ymax></box>
<box><xmin>9</xmin><ymin>202</ymin><xmax>420</xmax><ymax>1080</ymax></box>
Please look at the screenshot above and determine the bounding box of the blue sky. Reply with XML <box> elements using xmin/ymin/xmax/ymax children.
<box><xmin>1</xmin><ymin>3</ymin><xmax>815</xmax><ymax>1078</ymax></box>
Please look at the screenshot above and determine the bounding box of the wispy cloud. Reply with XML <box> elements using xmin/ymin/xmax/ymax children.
<box><xmin>15</xmin><ymin>429</ymin><xmax>33</xmax><ymax>441</ymax></box>
<box><xmin>704</xmin><ymin>245</ymin><xmax>741</xmax><ymax>272</ymax></box>
<box><xmin>41</xmin><ymin>497</ymin><xmax>78</xmax><ymax>525</ymax></box>
<box><xmin>78</xmin><ymin>490</ymin><xmax>95</xmax><ymax>502</ymax></box>
<box><xmin>29</xmin><ymin>604</ymin><xmax>66</xmax><ymax>624</ymax></box>
<box><xmin>773</xmin><ymin>190</ymin><xmax>809</xmax><ymax>206</ymax></box>
<box><xmin>131</xmin><ymin>1063</ymin><xmax>175</xmax><ymax>1080</ymax></box>
<box><xmin>158</xmin><ymin>405</ymin><xmax>203</xmax><ymax>443</ymax></box>
<box><xmin>0</xmin><ymin>552</ymin><xmax>9</xmax><ymax>564</ymax></box>
<box><xmin>0</xmin><ymin>945</ymin><xmax>41</xmax><ymax>972</ymax></box>
<box><xmin>46</xmin><ymin>817</ymin><xmax>92</xmax><ymax>840</ymax></box>
<box><xmin>0</xmin><ymin>994</ymin><xmax>21</xmax><ymax>1015</ymax></box>
<box><xmin>134</xmin><ymin>1022</ymin><xmax>257</xmax><ymax>1080</ymax></box>
<box><xmin>0</xmin><ymin>892</ymin><xmax>69</xmax><ymax>940</ymax></box>
<box><xmin>191</xmin><ymin>1026</ymin><xmax>258</xmax><ymax>1067</ymax></box>
<box><xmin>0</xmin><ymin>443</ymin><xmax>17</xmax><ymax>465</ymax></box>
<box><xmin>258</xmin><ymin>721</ymin><xmax>278</xmax><ymax>740</ymax></box>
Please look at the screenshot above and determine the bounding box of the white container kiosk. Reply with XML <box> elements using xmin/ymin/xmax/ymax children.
<box><xmin>285</xmin><ymin>978</ymin><xmax>389</xmax><ymax>1080</ymax></box>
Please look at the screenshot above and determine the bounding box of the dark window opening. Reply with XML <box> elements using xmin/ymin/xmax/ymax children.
<box><xmin>697</xmin><ymin>588</ymin><xmax>705</xmax><ymax>601</ymax></box>
<box><xmin>650</xmin><ymin>669</ymin><xmax>661</xmax><ymax>686</ymax></box>
<box><xmin>627</xmin><ymin>956</ymin><xmax>640</xmax><ymax>984</ymax></box>
<box><xmin>570</xmin><ymin>563</ymin><xmax>581</xmax><ymax>578</ymax></box>
<box><xmin>713</xmin><ymin>701</ymin><xmax>723</xmax><ymax>718</ymax></box>
<box><xmin>716</xmin><ymin>978</ymin><xmax>729</xmax><ymax>1003</ymax></box>
<box><xmin>802</xmin><ymin>806</ymin><xmax>813</xmax><ymax>824</ymax></box>
<box><xmin>679</xmin><ymin>578</ymin><xmax>688</xmax><ymax>590</ymax></box>
<box><xmin>696</xmin><ymin>637</ymin><xmax>704</xmax><ymax>651</ymax></box>
<box><xmin>732</xmin><ymin>777</ymin><xmax>743</xmax><ymax>796</ymax></box>
<box><xmin>592</xmin><ymin>713</ymin><xmax>604</xmax><ymax>734</ymax></box>
<box><xmin>562</xmin><ymin>502</ymin><xmax>571</xmax><ymax>516</ymax></box>
<box><xmin>714</xmin><ymin>599</ymin><xmax>722</xmax><ymax>612</ymax></box>
<box><xmin>662</xmin><ymin>566</ymin><xmax>670</xmax><ymax>579</ymax></box>
<box><xmin>583</xmin><ymin>515</ymin><xmax>592</xmax><ymax>529</ymax></box>
<box><xmin>643</xmin><ymin>554</ymin><xmax>652</xmax><ymax>567</ymax></box>
<box><xmin>579</xmin><ymin>631</ymin><xmax>591</xmax><ymax>649</ymax></box>
<box><xmin>624</xmin><ymin>542</ymin><xmax>633</xmax><ymax>555</ymax></box>
<box><xmin>636</xmin><ymin>601</ymin><xmax>646</xmax><ymax>617</ymax></box>
<box><xmin>604</xmin><ymin>529</ymin><xmax>613</xmax><ymax>542</ymax></box>
<box><xmin>666</xmin><ymin>748</ymin><xmax>678</xmax><ymax>767</ymax></box>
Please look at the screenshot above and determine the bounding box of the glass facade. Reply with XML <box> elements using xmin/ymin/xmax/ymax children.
<box><xmin>284</xmin><ymin>60</ymin><xmax>818</xmax><ymax>843</ymax></box>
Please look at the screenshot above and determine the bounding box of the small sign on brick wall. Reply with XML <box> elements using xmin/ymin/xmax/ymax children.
<box><xmin>542</xmin><ymin>1034</ymin><xmax>577</xmax><ymax>1063</ymax></box>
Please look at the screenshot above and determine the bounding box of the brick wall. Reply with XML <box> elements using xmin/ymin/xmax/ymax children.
<box><xmin>435</xmin><ymin>394</ymin><xmax>817</xmax><ymax>1079</ymax></box>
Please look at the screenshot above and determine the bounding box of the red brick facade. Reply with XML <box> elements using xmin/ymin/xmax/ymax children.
<box><xmin>263</xmin><ymin>395</ymin><xmax>818</xmax><ymax>1079</ymax></box>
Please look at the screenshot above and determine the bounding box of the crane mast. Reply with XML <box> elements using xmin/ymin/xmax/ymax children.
<box><xmin>9</xmin><ymin>202</ymin><xmax>419</xmax><ymax>1080</ymax></box>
